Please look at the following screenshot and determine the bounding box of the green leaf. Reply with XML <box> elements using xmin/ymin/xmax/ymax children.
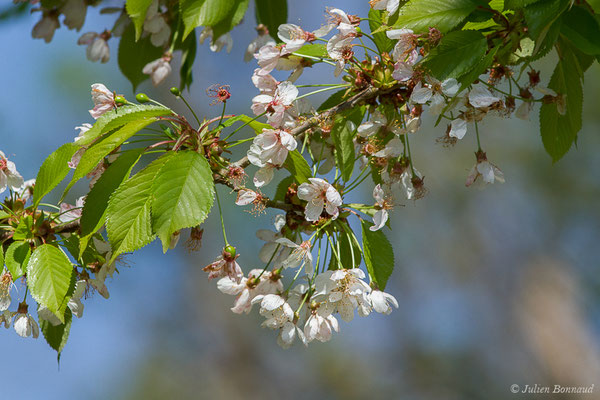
<box><xmin>177</xmin><ymin>30</ymin><xmax>197</xmax><ymax>91</ymax></box>
<box><xmin>331</xmin><ymin>107</ymin><xmax>364</xmax><ymax>182</ymax></box>
<box><xmin>65</xmin><ymin>119</ymin><xmax>158</xmax><ymax>196</ymax></box>
<box><xmin>211</xmin><ymin>0</ymin><xmax>249</xmax><ymax>40</ymax></box>
<box><xmin>223</xmin><ymin>114</ymin><xmax>272</xmax><ymax>133</ymax></box>
<box><xmin>26</xmin><ymin>244</ymin><xmax>75</xmax><ymax>324</ymax></box>
<box><xmin>106</xmin><ymin>153</ymin><xmax>174</xmax><ymax>261</ymax></box>
<box><xmin>424</xmin><ymin>30</ymin><xmax>487</xmax><ymax>80</ymax></box>
<box><xmin>283</xmin><ymin>150</ymin><xmax>312</xmax><ymax>184</ymax></box>
<box><xmin>33</xmin><ymin>143</ymin><xmax>78</xmax><ymax>207</ymax></box>
<box><xmin>524</xmin><ymin>0</ymin><xmax>569</xmax><ymax>39</ymax></box>
<box><xmin>539</xmin><ymin>40</ymin><xmax>584</xmax><ymax>161</ymax></box>
<box><xmin>394</xmin><ymin>0</ymin><xmax>482</xmax><ymax>33</ymax></box>
<box><xmin>560</xmin><ymin>6</ymin><xmax>600</xmax><ymax>55</ymax></box>
<box><xmin>331</xmin><ymin>119</ymin><xmax>357</xmax><ymax>182</ymax></box>
<box><xmin>293</xmin><ymin>43</ymin><xmax>328</xmax><ymax>59</ymax></box>
<box><xmin>151</xmin><ymin>151</ymin><xmax>215</xmax><ymax>251</ymax></box>
<box><xmin>255</xmin><ymin>0</ymin><xmax>287</xmax><ymax>40</ymax></box>
<box><xmin>369</xmin><ymin>9</ymin><xmax>395</xmax><ymax>53</ymax></box>
<box><xmin>274</xmin><ymin>175</ymin><xmax>294</xmax><ymax>202</ymax></box>
<box><xmin>79</xmin><ymin>148</ymin><xmax>145</xmax><ymax>246</ymax></box>
<box><xmin>0</xmin><ymin>246</ymin><xmax>3</xmax><ymax>270</ymax></box>
<box><xmin>13</xmin><ymin>215</ymin><xmax>34</xmax><ymax>241</ymax></box>
<box><xmin>338</xmin><ymin>226</ymin><xmax>362</xmax><ymax>269</ymax></box>
<box><xmin>589</xmin><ymin>0</ymin><xmax>600</xmax><ymax>13</ymax></box>
<box><xmin>181</xmin><ymin>0</ymin><xmax>235</xmax><ymax>39</ymax></box>
<box><xmin>118</xmin><ymin>23</ymin><xmax>164</xmax><ymax>91</ymax></box>
<box><xmin>5</xmin><ymin>241</ymin><xmax>30</xmax><ymax>280</ymax></box>
<box><xmin>40</xmin><ymin>307</ymin><xmax>72</xmax><ymax>359</ymax></box>
<box><xmin>529</xmin><ymin>16</ymin><xmax>561</xmax><ymax>61</ymax></box>
<box><xmin>504</xmin><ymin>0</ymin><xmax>541</xmax><ymax>9</ymax></box>
<box><xmin>458</xmin><ymin>47</ymin><xmax>498</xmax><ymax>92</ymax></box>
<box><xmin>76</xmin><ymin>105</ymin><xmax>172</xmax><ymax>147</ymax></box>
<box><xmin>317</xmin><ymin>89</ymin><xmax>348</xmax><ymax>112</ymax></box>
<box><xmin>361</xmin><ymin>221</ymin><xmax>394</xmax><ymax>290</ymax></box>
<box><xmin>61</xmin><ymin>234</ymin><xmax>98</xmax><ymax>267</ymax></box>
<box><xmin>125</xmin><ymin>0</ymin><xmax>153</xmax><ymax>40</ymax></box>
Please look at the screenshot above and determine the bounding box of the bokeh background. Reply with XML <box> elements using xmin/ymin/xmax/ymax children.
<box><xmin>1</xmin><ymin>1</ymin><xmax>600</xmax><ymax>399</ymax></box>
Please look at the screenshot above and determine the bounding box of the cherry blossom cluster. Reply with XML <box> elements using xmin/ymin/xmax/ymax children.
<box><xmin>195</xmin><ymin>5</ymin><xmax>562</xmax><ymax>347</ymax></box>
<box><xmin>1</xmin><ymin>3</ymin><xmax>565</xmax><ymax>349</ymax></box>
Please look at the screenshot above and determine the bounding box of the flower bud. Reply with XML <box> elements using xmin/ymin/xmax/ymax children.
<box><xmin>170</xmin><ymin>87</ymin><xmax>181</xmax><ymax>96</ymax></box>
<box><xmin>135</xmin><ymin>93</ymin><xmax>150</xmax><ymax>103</ymax></box>
<box><xmin>114</xmin><ymin>95</ymin><xmax>127</xmax><ymax>105</ymax></box>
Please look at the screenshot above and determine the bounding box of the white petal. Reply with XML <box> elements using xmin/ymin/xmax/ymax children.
<box><xmin>410</xmin><ymin>83</ymin><xmax>432</xmax><ymax>104</ymax></box>
<box><xmin>468</xmin><ymin>84</ymin><xmax>501</xmax><ymax>108</ymax></box>
<box><xmin>449</xmin><ymin>119</ymin><xmax>467</xmax><ymax>139</ymax></box>
<box><xmin>14</xmin><ymin>314</ymin><xmax>31</xmax><ymax>337</ymax></box>
<box><xmin>370</xmin><ymin>209</ymin><xmax>388</xmax><ymax>231</ymax></box>
<box><xmin>304</xmin><ymin>198</ymin><xmax>324</xmax><ymax>221</ymax></box>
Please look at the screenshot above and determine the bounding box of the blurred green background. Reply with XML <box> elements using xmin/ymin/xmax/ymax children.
<box><xmin>1</xmin><ymin>1</ymin><xmax>599</xmax><ymax>399</ymax></box>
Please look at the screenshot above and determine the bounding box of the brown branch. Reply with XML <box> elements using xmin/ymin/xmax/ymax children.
<box><xmin>216</xmin><ymin>85</ymin><xmax>381</xmax><ymax>181</ymax></box>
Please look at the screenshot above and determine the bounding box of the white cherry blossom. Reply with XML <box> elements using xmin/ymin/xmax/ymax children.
<box><xmin>386</xmin><ymin>28</ymin><xmax>419</xmax><ymax>62</ymax></box>
<box><xmin>276</xmin><ymin>239</ymin><xmax>313</xmax><ymax>276</ymax></box>
<box><xmin>297</xmin><ymin>178</ymin><xmax>342</xmax><ymax>221</ymax></box>
<box><xmin>235</xmin><ymin>189</ymin><xmax>258</xmax><ymax>206</ymax></box>
<box><xmin>358</xmin><ymin>111</ymin><xmax>387</xmax><ymax>137</ymax></box>
<box><xmin>468</xmin><ymin>84</ymin><xmax>502</xmax><ymax>108</ymax></box>
<box><xmin>89</xmin><ymin>83</ymin><xmax>115</xmax><ymax>119</ymax></box>
<box><xmin>218</xmin><ymin>269</ymin><xmax>283</xmax><ymax>314</ymax></box>
<box><xmin>327</xmin><ymin>8</ymin><xmax>356</xmax><ymax>37</ymax></box>
<box><xmin>400</xmin><ymin>167</ymin><xmax>425</xmax><ymax>200</ymax></box>
<box><xmin>252</xmin><ymin>294</ymin><xmax>294</xmax><ymax>329</ymax></box>
<box><xmin>466</xmin><ymin>152</ymin><xmax>505</xmax><ymax>187</ymax></box>
<box><xmin>304</xmin><ymin>312</ymin><xmax>339</xmax><ymax>343</ymax></box>
<box><xmin>255</xmin><ymin>44</ymin><xmax>286</xmax><ymax>75</ymax></box>
<box><xmin>370</xmin><ymin>184</ymin><xmax>391</xmax><ymax>231</ymax></box>
<box><xmin>14</xmin><ymin>310</ymin><xmax>39</xmax><ymax>339</ymax></box>
<box><xmin>78</xmin><ymin>32</ymin><xmax>110</xmax><ymax>63</ymax></box>
<box><xmin>58</xmin><ymin>196</ymin><xmax>85</xmax><ymax>223</ymax></box>
<box><xmin>203</xmin><ymin>247</ymin><xmax>244</xmax><ymax>283</ymax></box>
<box><xmin>144</xmin><ymin>1</ymin><xmax>171</xmax><ymax>47</ymax></box>
<box><xmin>320</xmin><ymin>269</ymin><xmax>372</xmax><ymax>322</ymax></box>
<box><xmin>327</xmin><ymin>34</ymin><xmax>354</xmax><ymax>76</ymax></box>
<box><xmin>143</xmin><ymin>56</ymin><xmax>172</xmax><ymax>86</ymax></box>
<box><xmin>374</xmin><ymin>138</ymin><xmax>403</xmax><ymax>158</ymax></box>
<box><xmin>369</xmin><ymin>290</ymin><xmax>399</xmax><ymax>314</ymax></box>
<box><xmin>370</xmin><ymin>0</ymin><xmax>400</xmax><ymax>14</ymax></box>
<box><xmin>0</xmin><ymin>151</ymin><xmax>24</xmax><ymax>194</ymax></box>
<box><xmin>251</xmin><ymin>81</ymin><xmax>299</xmax><ymax>128</ymax></box>
<box><xmin>252</xmin><ymin>70</ymin><xmax>278</xmax><ymax>94</ymax></box>
<box><xmin>278</xmin><ymin>23</ymin><xmax>333</xmax><ymax>53</ymax></box>
<box><xmin>247</xmin><ymin>129</ymin><xmax>297</xmax><ymax>184</ymax></box>
<box><xmin>245</xmin><ymin>25</ymin><xmax>276</xmax><ymax>62</ymax></box>
<box><xmin>410</xmin><ymin>78</ymin><xmax>459</xmax><ymax>114</ymax></box>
